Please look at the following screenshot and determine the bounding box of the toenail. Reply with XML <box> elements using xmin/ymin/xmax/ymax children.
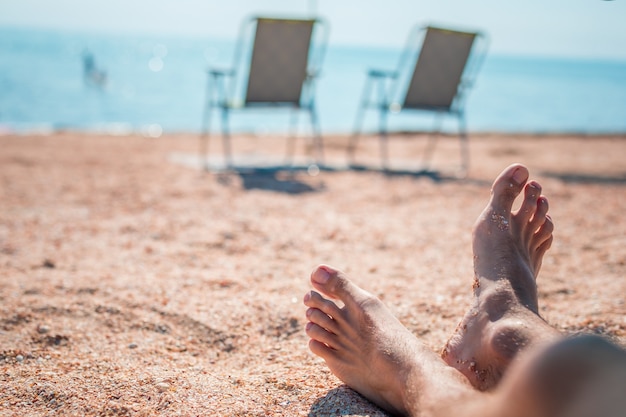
<box><xmin>303</xmin><ymin>292</ymin><xmax>311</xmax><ymax>303</ymax></box>
<box><xmin>512</xmin><ymin>168</ymin><xmax>528</xmax><ymax>185</ymax></box>
<box><xmin>313</xmin><ymin>268</ymin><xmax>330</xmax><ymax>284</ymax></box>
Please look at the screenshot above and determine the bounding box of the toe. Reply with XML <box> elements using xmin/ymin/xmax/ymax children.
<box><xmin>529</xmin><ymin>196</ymin><xmax>549</xmax><ymax>233</ymax></box>
<box><xmin>490</xmin><ymin>164</ymin><xmax>529</xmax><ymax>214</ymax></box>
<box><xmin>308</xmin><ymin>338</ymin><xmax>338</xmax><ymax>359</ymax></box>
<box><xmin>310</xmin><ymin>265</ymin><xmax>372</xmax><ymax>308</ymax></box>
<box><xmin>535</xmin><ymin>234</ymin><xmax>553</xmax><ymax>261</ymax></box>
<box><xmin>306</xmin><ymin>322</ymin><xmax>339</xmax><ymax>349</ymax></box>
<box><xmin>533</xmin><ymin>233</ymin><xmax>553</xmax><ymax>274</ymax></box>
<box><xmin>516</xmin><ymin>181</ymin><xmax>542</xmax><ymax>224</ymax></box>
<box><xmin>304</xmin><ymin>290</ymin><xmax>342</xmax><ymax>320</ymax></box>
<box><xmin>532</xmin><ymin>212</ymin><xmax>554</xmax><ymax>251</ymax></box>
<box><xmin>306</xmin><ymin>306</ymin><xmax>340</xmax><ymax>334</ymax></box>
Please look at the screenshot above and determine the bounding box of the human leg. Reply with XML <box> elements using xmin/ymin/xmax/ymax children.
<box><xmin>304</xmin><ymin>265</ymin><xmax>480</xmax><ymax>416</ymax></box>
<box><xmin>489</xmin><ymin>334</ymin><xmax>626</xmax><ymax>417</ymax></box>
<box><xmin>304</xmin><ymin>163</ymin><xmax>626</xmax><ymax>416</ymax></box>
<box><xmin>442</xmin><ymin>163</ymin><xmax>561</xmax><ymax>390</ymax></box>
<box><xmin>304</xmin><ymin>264</ymin><xmax>626</xmax><ymax>417</ymax></box>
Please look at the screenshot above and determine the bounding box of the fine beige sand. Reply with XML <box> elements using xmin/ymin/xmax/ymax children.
<box><xmin>1</xmin><ymin>132</ymin><xmax>625</xmax><ymax>416</ymax></box>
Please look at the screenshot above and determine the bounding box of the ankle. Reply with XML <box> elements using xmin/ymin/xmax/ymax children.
<box><xmin>477</xmin><ymin>285</ymin><xmax>517</xmax><ymax>321</ymax></box>
<box><xmin>487</xmin><ymin>319</ymin><xmax>532</xmax><ymax>364</ymax></box>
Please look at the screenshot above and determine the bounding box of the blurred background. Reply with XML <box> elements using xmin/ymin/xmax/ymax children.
<box><xmin>1</xmin><ymin>0</ymin><xmax>625</xmax><ymax>136</ymax></box>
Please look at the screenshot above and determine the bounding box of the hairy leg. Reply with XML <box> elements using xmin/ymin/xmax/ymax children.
<box><xmin>303</xmin><ymin>265</ymin><xmax>626</xmax><ymax>417</ymax></box>
<box><xmin>304</xmin><ymin>265</ymin><xmax>478</xmax><ymax>416</ymax></box>
<box><xmin>442</xmin><ymin>164</ymin><xmax>560</xmax><ymax>390</ymax></box>
<box><xmin>304</xmin><ymin>163</ymin><xmax>626</xmax><ymax>416</ymax></box>
<box><xmin>491</xmin><ymin>334</ymin><xmax>626</xmax><ymax>417</ymax></box>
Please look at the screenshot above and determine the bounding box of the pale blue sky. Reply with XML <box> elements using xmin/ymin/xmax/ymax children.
<box><xmin>1</xmin><ymin>0</ymin><xmax>625</xmax><ymax>59</ymax></box>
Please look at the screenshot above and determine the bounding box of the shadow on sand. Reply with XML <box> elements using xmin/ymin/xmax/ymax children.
<box><xmin>540</xmin><ymin>171</ymin><xmax>626</xmax><ymax>185</ymax></box>
<box><xmin>308</xmin><ymin>385</ymin><xmax>388</xmax><ymax>417</ymax></box>
<box><xmin>211</xmin><ymin>163</ymin><xmax>477</xmax><ymax>195</ymax></box>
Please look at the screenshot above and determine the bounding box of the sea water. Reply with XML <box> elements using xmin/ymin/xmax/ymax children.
<box><xmin>1</xmin><ymin>26</ymin><xmax>625</xmax><ymax>135</ymax></box>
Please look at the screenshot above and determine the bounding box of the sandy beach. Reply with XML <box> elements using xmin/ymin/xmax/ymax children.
<box><xmin>1</xmin><ymin>131</ymin><xmax>625</xmax><ymax>416</ymax></box>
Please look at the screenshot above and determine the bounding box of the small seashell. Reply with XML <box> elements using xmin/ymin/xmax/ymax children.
<box><xmin>155</xmin><ymin>382</ymin><xmax>170</xmax><ymax>392</ymax></box>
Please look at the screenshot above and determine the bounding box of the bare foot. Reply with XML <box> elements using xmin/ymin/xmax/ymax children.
<box><xmin>442</xmin><ymin>164</ymin><xmax>560</xmax><ymax>391</ymax></box>
<box><xmin>304</xmin><ymin>265</ymin><xmax>473</xmax><ymax>416</ymax></box>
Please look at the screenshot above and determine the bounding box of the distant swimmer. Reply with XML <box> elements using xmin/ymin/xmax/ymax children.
<box><xmin>82</xmin><ymin>49</ymin><xmax>107</xmax><ymax>87</ymax></box>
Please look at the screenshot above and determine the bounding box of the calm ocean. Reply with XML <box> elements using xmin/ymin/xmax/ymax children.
<box><xmin>1</xmin><ymin>26</ymin><xmax>625</xmax><ymax>135</ymax></box>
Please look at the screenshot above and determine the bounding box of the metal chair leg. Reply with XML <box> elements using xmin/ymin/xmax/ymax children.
<box><xmin>285</xmin><ymin>108</ymin><xmax>299</xmax><ymax>165</ymax></box>
<box><xmin>221</xmin><ymin>108</ymin><xmax>233</xmax><ymax>169</ymax></box>
<box><xmin>200</xmin><ymin>116</ymin><xmax>211</xmax><ymax>171</ymax></box>
<box><xmin>309</xmin><ymin>106</ymin><xmax>324</xmax><ymax>165</ymax></box>
<box><xmin>458</xmin><ymin>112</ymin><xmax>469</xmax><ymax>177</ymax></box>
<box><xmin>422</xmin><ymin>112</ymin><xmax>443</xmax><ymax>171</ymax></box>
<box><xmin>379</xmin><ymin>106</ymin><xmax>390</xmax><ymax>170</ymax></box>
<box><xmin>347</xmin><ymin>130</ymin><xmax>361</xmax><ymax>166</ymax></box>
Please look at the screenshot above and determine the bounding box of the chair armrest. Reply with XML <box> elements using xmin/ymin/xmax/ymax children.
<box><xmin>207</xmin><ymin>68</ymin><xmax>235</xmax><ymax>78</ymax></box>
<box><xmin>205</xmin><ymin>68</ymin><xmax>235</xmax><ymax>106</ymax></box>
<box><xmin>367</xmin><ymin>69</ymin><xmax>398</xmax><ymax>79</ymax></box>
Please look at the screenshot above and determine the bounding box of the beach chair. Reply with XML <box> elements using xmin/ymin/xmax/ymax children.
<box><xmin>200</xmin><ymin>16</ymin><xmax>329</xmax><ymax>170</ymax></box>
<box><xmin>348</xmin><ymin>25</ymin><xmax>488</xmax><ymax>176</ymax></box>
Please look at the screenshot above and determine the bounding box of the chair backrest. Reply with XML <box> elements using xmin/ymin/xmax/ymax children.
<box><xmin>402</xmin><ymin>27</ymin><xmax>479</xmax><ymax>111</ymax></box>
<box><xmin>244</xmin><ymin>18</ymin><xmax>317</xmax><ymax>106</ymax></box>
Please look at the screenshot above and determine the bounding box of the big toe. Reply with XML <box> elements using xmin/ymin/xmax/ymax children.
<box><xmin>311</xmin><ymin>265</ymin><xmax>371</xmax><ymax>307</ymax></box>
<box><xmin>490</xmin><ymin>164</ymin><xmax>530</xmax><ymax>214</ymax></box>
